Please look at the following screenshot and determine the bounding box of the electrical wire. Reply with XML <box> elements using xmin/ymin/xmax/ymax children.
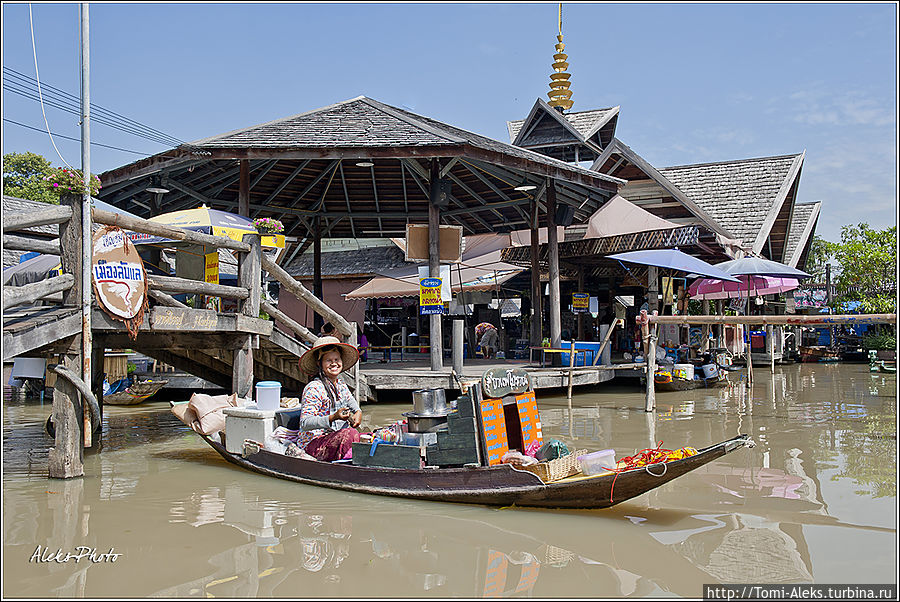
<box><xmin>4</xmin><ymin>66</ymin><xmax>184</xmax><ymax>147</ymax></box>
<box><xmin>4</xmin><ymin>75</ymin><xmax>182</xmax><ymax>147</ymax></box>
<box><xmin>3</xmin><ymin>118</ymin><xmax>148</xmax><ymax>155</ymax></box>
<box><xmin>29</xmin><ymin>4</ymin><xmax>74</xmax><ymax>169</ymax></box>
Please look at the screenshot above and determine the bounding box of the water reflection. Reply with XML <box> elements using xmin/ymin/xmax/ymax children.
<box><xmin>2</xmin><ymin>363</ymin><xmax>896</xmax><ymax>597</ymax></box>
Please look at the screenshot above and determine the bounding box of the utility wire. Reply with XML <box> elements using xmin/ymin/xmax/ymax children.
<box><xmin>4</xmin><ymin>118</ymin><xmax>148</xmax><ymax>155</ymax></box>
<box><xmin>29</xmin><ymin>4</ymin><xmax>74</xmax><ymax>169</ymax></box>
<box><xmin>4</xmin><ymin>80</ymin><xmax>181</xmax><ymax>148</ymax></box>
<box><xmin>4</xmin><ymin>66</ymin><xmax>184</xmax><ymax>147</ymax></box>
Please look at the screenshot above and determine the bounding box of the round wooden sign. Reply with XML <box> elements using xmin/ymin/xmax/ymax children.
<box><xmin>91</xmin><ymin>228</ymin><xmax>147</xmax><ymax>319</ymax></box>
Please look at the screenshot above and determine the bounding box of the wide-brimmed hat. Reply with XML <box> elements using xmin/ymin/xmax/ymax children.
<box><xmin>299</xmin><ymin>335</ymin><xmax>359</xmax><ymax>375</ymax></box>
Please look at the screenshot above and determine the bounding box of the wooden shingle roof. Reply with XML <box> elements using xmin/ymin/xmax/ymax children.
<box><xmin>285</xmin><ymin>244</ymin><xmax>410</xmax><ymax>279</ymax></box>
<box><xmin>657</xmin><ymin>153</ymin><xmax>804</xmax><ymax>256</ymax></box>
<box><xmin>507</xmin><ymin>106</ymin><xmax>618</xmax><ymax>143</ymax></box>
<box><xmin>783</xmin><ymin>201</ymin><xmax>821</xmax><ymax>268</ymax></box>
<box><xmin>97</xmin><ymin>97</ymin><xmax>624</xmax><ymax>245</ymax></box>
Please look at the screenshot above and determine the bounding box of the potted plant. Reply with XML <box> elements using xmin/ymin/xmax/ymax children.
<box><xmin>863</xmin><ymin>330</ymin><xmax>896</xmax><ymax>361</ymax></box>
<box><xmin>252</xmin><ymin>217</ymin><xmax>284</xmax><ymax>234</ymax></box>
<box><xmin>44</xmin><ymin>167</ymin><xmax>101</xmax><ymax>199</ymax></box>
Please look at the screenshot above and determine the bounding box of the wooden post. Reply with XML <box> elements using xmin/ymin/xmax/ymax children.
<box><xmin>645</xmin><ymin>322</ymin><xmax>658</xmax><ymax>412</ymax></box>
<box><xmin>453</xmin><ymin>319</ymin><xmax>464</xmax><ymax>377</ymax></box>
<box><xmin>239</xmin><ymin>159</ymin><xmax>250</xmax><ymax>217</ymax></box>
<box><xmin>546</xmin><ymin>180</ymin><xmax>562</xmax><ymax>357</ymax></box>
<box><xmin>428</xmin><ymin>160</ymin><xmax>443</xmax><ymax>372</ymax></box>
<box><xmin>49</xmin><ymin>336</ymin><xmax>83</xmax><ymax>478</ymax></box>
<box><xmin>746</xmin><ymin>324</ymin><xmax>753</xmax><ymax>388</ymax></box>
<box><xmin>530</xmin><ymin>197</ymin><xmax>543</xmax><ymax>347</ymax></box>
<box><xmin>647</xmin><ymin>266</ymin><xmax>659</xmax><ymax>314</ymax></box>
<box><xmin>576</xmin><ymin>266</ymin><xmax>585</xmax><ymax>341</ymax></box>
<box><xmin>234</xmin><ymin>233</ymin><xmax>261</xmax><ymax>398</ymax></box>
<box><xmin>566</xmin><ymin>340</ymin><xmax>576</xmax><ymax>401</ymax></box>
<box><xmin>716</xmin><ymin>300</ymin><xmax>724</xmax><ymax>348</ymax></box>
<box><xmin>348</xmin><ymin>322</ymin><xmax>359</xmax><ymax>404</ymax></box>
<box><xmin>701</xmin><ymin>299</ymin><xmax>711</xmax><ymax>352</ymax></box>
<box><xmin>767</xmin><ymin>324</ymin><xmax>775</xmax><ymax>374</ymax></box>
<box><xmin>91</xmin><ymin>336</ymin><xmax>105</xmax><ymax>426</ymax></box>
<box><xmin>313</xmin><ymin>215</ymin><xmax>323</xmax><ymax>334</ymax></box>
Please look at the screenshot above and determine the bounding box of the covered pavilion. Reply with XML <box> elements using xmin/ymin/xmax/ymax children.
<box><xmin>97</xmin><ymin>96</ymin><xmax>624</xmax><ymax>368</ymax></box>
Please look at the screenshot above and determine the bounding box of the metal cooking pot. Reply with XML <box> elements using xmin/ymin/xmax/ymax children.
<box><xmin>411</xmin><ymin>388</ymin><xmax>449</xmax><ymax>416</ymax></box>
<box><xmin>402</xmin><ymin>412</ymin><xmax>449</xmax><ymax>433</ymax></box>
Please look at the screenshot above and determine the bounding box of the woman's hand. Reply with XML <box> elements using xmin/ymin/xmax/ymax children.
<box><xmin>330</xmin><ymin>407</ymin><xmax>351</xmax><ymax>424</ymax></box>
<box><xmin>349</xmin><ymin>410</ymin><xmax>362</xmax><ymax>428</ymax></box>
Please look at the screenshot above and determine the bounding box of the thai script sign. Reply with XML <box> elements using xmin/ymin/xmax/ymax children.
<box><xmin>794</xmin><ymin>288</ymin><xmax>827</xmax><ymax>308</ymax></box>
<box><xmin>572</xmin><ymin>292</ymin><xmax>589</xmax><ymax>313</ymax></box>
<box><xmin>92</xmin><ymin>228</ymin><xmax>146</xmax><ymax>320</ymax></box>
<box><xmin>481</xmin><ymin>368</ymin><xmax>531</xmax><ymax>398</ymax></box>
<box><xmin>419</xmin><ymin>277</ymin><xmax>445</xmax><ymax>315</ymax></box>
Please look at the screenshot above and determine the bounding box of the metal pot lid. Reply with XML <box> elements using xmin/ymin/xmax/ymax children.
<box><xmin>402</xmin><ymin>411</ymin><xmax>450</xmax><ymax>418</ymax></box>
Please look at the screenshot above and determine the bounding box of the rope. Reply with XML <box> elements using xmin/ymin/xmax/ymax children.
<box><xmin>605</xmin><ymin>441</ymin><xmax>698</xmax><ymax>503</ymax></box>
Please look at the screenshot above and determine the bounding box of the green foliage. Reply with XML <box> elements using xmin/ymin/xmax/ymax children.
<box><xmin>2</xmin><ymin>151</ymin><xmax>58</xmax><ymax>204</ymax></box>
<box><xmin>862</xmin><ymin>329</ymin><xmax>896</xmax><ymax>351</ymax></box>
<box><xmin>127</xmin><ymin>362</ymin><xmax>137</xmax><ymax>374</ymax></box>
<box><xmin>44</xmin><ymin>167</ymin><xmax>101</xmax><ymax>198</ymax></box>
<box><xmin>829</xmin><ymin>223</ymin><xmax>897</xmax><ymax>314</ymax></box>
<box><xmin>805</xmin><ymin>235</ymin><xmax>832</xmax><ymax>282</ymax></box>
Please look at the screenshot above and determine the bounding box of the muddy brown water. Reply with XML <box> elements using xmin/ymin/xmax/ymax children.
<box><xmin>3</xmin><ymin>363</ymin><xmax>896</xmax><ymax>598</ymax></box>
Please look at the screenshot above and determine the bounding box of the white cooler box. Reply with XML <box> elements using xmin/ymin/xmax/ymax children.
<box><xmin>223</xmin><ymin>405</ymin><xmax>280</xmax><ymax>454</ymax></box>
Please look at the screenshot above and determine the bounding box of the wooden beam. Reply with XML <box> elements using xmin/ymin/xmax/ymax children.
<box><xmin>261</xmin><ymin>300</ymin><xmax>316</xmax><ymax>345</ymax></box>
<box><xmin>3</xmin><ymin>233</ymin><xmax>61</xmax><ymax>255</ymax></box>
<box><xmin>3</xmin><ymin>205</ymin><xmax>72</xmax><ymax>232</ymax></box>
<box><xmin>147</xmin><ymin>275</ymin><xmax>250</xmax><ymax>300</ymax></box>
<box><xmin>148</xmin><ymin>289</ymin><xmax>188</xmax><ymax>308</ymax></box>
<box><xmin>3</xmin><ymin>274</ymin><xmax>74</xmax><ymax>311</ymax></box>
<box><xmin>92</xmin><ymin>207</ymin><xmax>250</xmax><ymax>252</ymax></box>
<box><xmin>646</xmin><ymin>314</ymin><xmax>897</xmax><ymax>326</ymax></box>
<box><xmin>238</xmin><ymin>159</ymin><xmax>250</xmax><ymax>217</ymax></box>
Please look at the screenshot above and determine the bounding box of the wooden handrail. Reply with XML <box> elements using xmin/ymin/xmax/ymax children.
<box><xmin>3</xmin><ymin>274</ymin><xmax>75</xmax><ymax>311</ymax></box>
<box><xmin>92</xmin><ymin>207</ymin><xmax>250</xmax><ymax>253</ymax></box>
<box><xmin>3</xmin><ymin>205</ymin><xmax>72</xmax><ymax>233</ymax></box>
<box><xmin>3</xmin><ymin>233</ymin><xmax>62</xmax><ymax>255</ymax></box>
<box><xmin>261</xmin><ymin>253</ymin><xmax>353</xmax><ymax>337</ymax></box>
<box><xmin>147</xmin><ymin>275</ymin><xmax>250</xmax><ymax>300</ymax></box>
<box><xmin>261</xmin><ymin>300</ymin><xmax>316</xmax><ymax>345</ymax></box>
<box><xmin>644</xmin><ymin>314</ymin><xmax>896</xmax><ymax>326</ymax></box>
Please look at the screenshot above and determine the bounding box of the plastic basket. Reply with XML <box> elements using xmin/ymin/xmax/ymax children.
<box><xmin>519</xmin><ymin>449</ymin><xmax>587</xmax><ymax>483</ymax></box>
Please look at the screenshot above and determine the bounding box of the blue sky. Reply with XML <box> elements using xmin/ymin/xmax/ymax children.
<box><xmin>2</xmin><ymin>2</ymin><xmax>896</xmax><ymax>244</ymax></box>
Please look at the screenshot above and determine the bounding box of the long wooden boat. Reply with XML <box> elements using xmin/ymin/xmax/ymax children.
<box><xmin>199</xmin><ymin>432</ymin><xmax>752</xmax><ymax>509</ymax></box>
<box><xmin>655</xmin><ymin>376</ymin><xmax>728</xmax><ymax>392</ymax></box>
<box><xmin>105</xmin><ymin>379</ymin><xmax>168</xmax><ymax>405</ymax></box>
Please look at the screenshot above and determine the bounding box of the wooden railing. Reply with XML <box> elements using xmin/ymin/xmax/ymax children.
<box><xmin>2</xmin><ymin>205</ymin><xmax>72</xmax><ymax>310</ymax></box>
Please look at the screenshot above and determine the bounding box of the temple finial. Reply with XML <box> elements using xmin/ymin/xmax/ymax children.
<box><xmin>547</xmin><ymin>3</ymin><xmax>573</xmax><ymax>112</ymax></box>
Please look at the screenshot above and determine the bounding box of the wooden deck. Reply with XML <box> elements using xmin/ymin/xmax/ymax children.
<box><xmin>3</xmin><ymin>306</ymin><xmax>82</xmax><ymax>361</ymax></box>
<box><xmin>359</xmin><ymin>357</ymin><xmax>617</xmax><ymax>400</ymax></box>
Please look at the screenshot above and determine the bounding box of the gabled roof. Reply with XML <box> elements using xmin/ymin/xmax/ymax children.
<box><xmin>590</xmin><ymin>138</ymin><xmax>736</xmax><ymax>241</ymax></box>
<box><xmin>657</xmin><ymin>153</ymin><xmax>805</xmax><ymax>254</ymax></box>
<box><xmin>783</xmin><ymin>201</ymin><xmax>821</xmax><ymax>268</ymax></box>
<box><xmin>507</xmin><ymin>101</ymin><xmax>618</xmax><ymax>144</ymax></box>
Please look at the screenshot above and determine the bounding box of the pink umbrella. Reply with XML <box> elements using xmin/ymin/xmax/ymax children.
<box><xmin>689</xmin><ymin>275</ymin><xmax>800</xmax><ymax>300</ymax></box>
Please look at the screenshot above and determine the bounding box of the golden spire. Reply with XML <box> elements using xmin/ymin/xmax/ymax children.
<box><xmin>547</xmin><ymin>3</ymin><xmax>573</xmax><ymax>111</ymax></box>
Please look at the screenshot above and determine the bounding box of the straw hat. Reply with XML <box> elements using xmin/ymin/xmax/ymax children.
<box><xmin>299</xmin><ymin>335</ymin><xmax>359</xmax><ymax>375</ymax></box>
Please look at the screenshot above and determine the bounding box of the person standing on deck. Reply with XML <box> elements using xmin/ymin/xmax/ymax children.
<box><xmin>297</xmin><ymin>336</ymin><xmax>362</xmax><ymax>461</ymax></box>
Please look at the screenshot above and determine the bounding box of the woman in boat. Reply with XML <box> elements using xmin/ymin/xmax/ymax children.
<box><xmin>297</xmin><ymin>335</ymin><xmax>362</xmax><ymax>461</ymax></box>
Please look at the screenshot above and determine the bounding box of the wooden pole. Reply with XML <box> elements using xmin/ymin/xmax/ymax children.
<box><xmin>567</xmin><ymin>340</ymin><xmax>576</xmax><ymax>401</ymax></box>
<box><xmin>233</xmin><ymin>233</ymin><xmax>261</xmax><ymax>399</ymax></box>
<box><xmin>3</xmin><ymin>204</ymin><xmax>72</xmax><ymax>232</ymax></box>
<box><xmin>93</xmin><ymin>208</ymin><xmax>250</xmax><ymax>252</ymax></box>
<box><xmin>576</xmin><ymin>266</ymin><xmax>585</xmax><ymax>341</ymax></box>
<box><xmin>428</xmin><ymin>160</ymin><xmax>443</xmax><ymax>372</ymax></box>
<box><xmin>453</xmin><ymin>319</ymin><xmax>464</xmax><ymax>377</ymax></box>
<box><xmin>591</xmin><ymin>319</ymin><xmax>619</xmax><ymax>366</ymax></box>
<box><xmin>313</xmin><ymin>215</ymin><xmax>323</xmax><ymax>334</ymax></box>
<box><xmin>530</xmin><ymin>197</ymin><xmax>543</xmax><ymax>347</ymax></box>
<box><xmin>645</xmin><ymin>321</ymin><xmax>658</xmax><ymax>413</ymax></box>
<box><xmin>49</xmin><ymin>337</ymin><xmax>83</xmax><ymax>478</ymax></box>
<box><xmin>768</xmin><ymin>324</ymin><xmax>775</xmax><ymax>374</ymax></box>
<box><xmin>701</xmin><ymin>299</ymin><xmax>711</xmax><ymax>352</ymax></box>
<box><xmin>644</xmin><ymin>314</ymin><xmax>896</xmax><ymax>326</ymax></box>
<box><xmin>647</xmin><ymin>266</ymin><xmax>658</xmax><ymax>314</ymax></box>
<box><xmin>546</xmin><ymin>180</ymin><xmax>562</xmax><ymax>356</ymax></box>
<box><xmin>239</xmin><ymin>159</ymin><xmax>250</xmax><ymax>217</ymax></box>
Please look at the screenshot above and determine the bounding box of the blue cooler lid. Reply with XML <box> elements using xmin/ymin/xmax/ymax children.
<box><xmin>256</xmin><ymin>381</ymin><xmax>281</xmax><ymax>388</ymax></box>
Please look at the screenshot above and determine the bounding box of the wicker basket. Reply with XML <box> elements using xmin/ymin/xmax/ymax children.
<box><xmin>519</xmin><ymin>449</ymin><xmax>587</xmax><ymax>483</ymax></box>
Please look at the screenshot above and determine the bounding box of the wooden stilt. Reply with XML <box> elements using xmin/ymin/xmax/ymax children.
<box><xmin>49</xmin><ymin>336</ymin><xmax>84</xmax><ymax>478</ymax></box>
<box><xmin>566</xmin><ymin>340</ymin><xmax>575</xmax><ymax>401</ymax></box>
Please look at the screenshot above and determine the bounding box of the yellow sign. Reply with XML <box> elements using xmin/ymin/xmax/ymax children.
<box><xmin>260</xmin><ymin>233</ymin><xmax>285</xmax><ymax>249</ymax></box>
<box><xmin>419</xmin><ymin>277</ymin><xmax>444</xmax><ymax>315</ymax></box>
<box><xmin>205</xmin><ymin>252</ymin><xmax>219</xmax><ymax>285</ymax></box>
<box><xmin>572</xmin><ymin>292</ymin><xmax>589</xmax><ymax>313</ymax></box>
<box><xmin>204</xmin><ymin>252</ymin><xmax>221</xmax><ymax>311</ymax></box>
<box><xmin>661</xmin><ymin>276</ymin><xmax>674</xmax><ymax>305</ymax></box>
